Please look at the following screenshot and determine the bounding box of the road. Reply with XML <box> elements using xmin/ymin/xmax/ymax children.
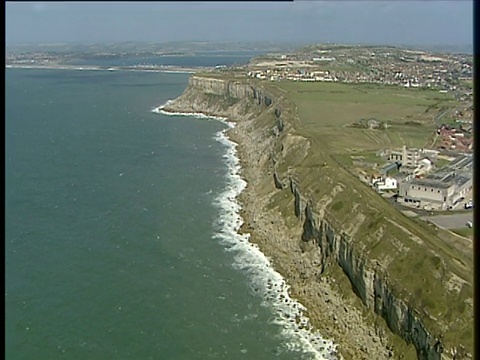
<box><xmin>434</xmin><ymin>107</ymin><xmax>451</xmax><ymax>127</ymax></box>
<box><xmin>422</xmin><ymin>213</ymin><xmax>473</xmax><ymax>229</ymax></box>
<box><xmin>433</xmin><ymin>101</ymin><xmax>473</xmax><ymax>127</ymax></box>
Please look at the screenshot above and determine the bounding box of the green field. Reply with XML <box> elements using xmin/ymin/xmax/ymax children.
<box><xmin>275</xmin><ymin>81</ymin><xmax>456</xmax><ymax>153</ymax></box>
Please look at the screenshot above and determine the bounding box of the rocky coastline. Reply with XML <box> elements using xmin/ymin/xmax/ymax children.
<box><xmin>160</xmin><ymin>75</ymin><xmax>472</xmax><ymax>360</ymax></box>
<box><xmin>228</xmin><ymin>119</ymin><xmax>398</xmax><ymax>360</ymax></box>
<box><xmin>161</xmin><ymin>78</ymin><xmax>397</xmax><ymax>359</ymax></box>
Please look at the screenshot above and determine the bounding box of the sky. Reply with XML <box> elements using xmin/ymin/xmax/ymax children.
<box><xmin>5</xmin><ymin>1</ymin><xmax>473</xmax><ymax>48</ymax></box>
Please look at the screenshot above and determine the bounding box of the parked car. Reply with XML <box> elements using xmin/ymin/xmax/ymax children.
<box><xmin>464</xmin><ymin>201</ymin><xmax>474</xmax><ymax>209</ymax></box>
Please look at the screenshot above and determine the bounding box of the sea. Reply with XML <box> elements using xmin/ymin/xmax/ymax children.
<box><xmin>5</xmin><ymin>53</ymin><xmax>337</xmax><ymax>360</ymax></box>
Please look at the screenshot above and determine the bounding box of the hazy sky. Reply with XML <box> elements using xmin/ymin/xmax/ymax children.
<box><xmin>6</xmin><ymin>1</ymin><xmax>473</xmax><ymax>47</ymax></box>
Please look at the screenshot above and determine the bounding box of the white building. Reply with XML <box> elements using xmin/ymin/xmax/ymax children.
<box><xmin>413</xmin><ymin>158</ymin><xmax>432</xmax><ymax>176</ymax></box>
<box><xmin>372</xmin><ymin>176</ymin><xmax>398</xmax><ymax>191</ymax></box>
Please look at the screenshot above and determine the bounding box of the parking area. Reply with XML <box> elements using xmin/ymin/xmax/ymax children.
<box><xmin>451</xmin><ymin>188</ymin><xmax>474</xmax><ymax>210</ymax></box>
<box><xmin>423</xmin><ymin>212</ymin><xmax>474</xmax><ymax>229</ymax></box>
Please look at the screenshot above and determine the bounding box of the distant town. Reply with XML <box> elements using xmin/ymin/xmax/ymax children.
<box><xmin>246</xmin><ymin>45</ymin><xmax>472</xmax><ymax>95</ymax></box>
<box><xmin>241</xmin><ymin>45</ymin><xmax>473</xmax><ymax>154</ymax></box>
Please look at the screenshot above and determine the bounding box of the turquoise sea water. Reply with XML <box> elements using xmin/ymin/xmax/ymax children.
<box><xmin>5</xmin><ymin>66</ymin><xmax>336</xmax><ymax>359</ymax></box>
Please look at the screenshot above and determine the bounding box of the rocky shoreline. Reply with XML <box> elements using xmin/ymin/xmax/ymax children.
<box><xmin>226</xmin><ymin>117</ymin><xmax>396</xmax><ymax>360</ymax></box>
<box><xmin>162</xmin><ymin>105</ymin><xmax>398</xmax><ymax>360</ymax></box>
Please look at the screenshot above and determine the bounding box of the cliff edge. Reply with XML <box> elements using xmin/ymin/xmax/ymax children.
<box><xmin>162</xmin><ymin>75</ymin><xmax>473</xmax><ymax>360</ymax></box>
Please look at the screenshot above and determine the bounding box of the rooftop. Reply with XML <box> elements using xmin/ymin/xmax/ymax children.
<box><xmin>449</xmin><ymin>154</ymin><xmax>473</xmax><ymax>170</ymax></box>
<box><xmin>409</xmin><ymin>177</ymin><xmax>453</xmax><ymax>189</ymax></box>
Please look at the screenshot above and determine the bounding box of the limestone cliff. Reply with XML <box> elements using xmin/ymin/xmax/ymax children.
<box><xmin>162</xmin><ymin>75</ymin><xmax>473</xmax><ymax>360</ymax></box>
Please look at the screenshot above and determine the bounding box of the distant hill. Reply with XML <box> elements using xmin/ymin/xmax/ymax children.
<box><xmin>5</xmin><ymin>41</ymin><xmax>303</xmax><ymax>55</ymax></box>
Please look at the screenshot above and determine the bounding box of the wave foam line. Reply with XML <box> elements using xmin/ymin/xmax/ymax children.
<box><xmin>158</xmin><ymin>106</ymin><xmax>338</xmax><ymax>359</ymax></box>
<box><xmin>152</xmin><ymin>100</ymin><xmax>231</xmax><ymax>124</ymax></box>
<box><xmin>212</xmin><ymin>129</ymin><xmax>338</xmax><ymax>360</ymax></box>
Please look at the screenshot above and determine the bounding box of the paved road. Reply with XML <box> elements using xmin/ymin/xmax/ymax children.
<box><xmin>434</xmin><ymin>107</ymin><xmax>451</xmax><ymax>127</ymax></box>
<box><xmin>423</xmin><ymin>213</ymin><xmax>473</xmax><ymax>229</ymax></box>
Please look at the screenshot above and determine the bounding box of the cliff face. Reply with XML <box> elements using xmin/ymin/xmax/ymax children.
<box><xmin>300</xmin><ymin>200</ymin><xmax>444</xmax><ymax>360</ymax></box>
<box><xmin>164</xmin><ymin>76</ymin><xmax>274</xmax><ymax>117</ymax></box>
<box><xmin>163</xmin><ymin>75</ymin><xmax>472</xmax><ymax>360</ymax></box>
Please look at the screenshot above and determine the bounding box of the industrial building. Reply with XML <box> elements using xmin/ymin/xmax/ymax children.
<box><xmin>384</xmin><ymin>145</ymin><xmax>438</xmax><ymax>168</ymax></box>
<box><xmin>397</xmin><ymin>154</ymin><xmax>473</xmax><ymax>210</ymax></box>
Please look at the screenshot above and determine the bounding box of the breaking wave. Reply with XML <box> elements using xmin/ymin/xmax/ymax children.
<box><xmin>156</xmin><ymin>107</ymin><xmax>338</xmax><ymax>360</ymax></box>
<box><xmin>151</xmin><ymin>100</ymin><xmax>228</xmax><ymax>122</ymax></box>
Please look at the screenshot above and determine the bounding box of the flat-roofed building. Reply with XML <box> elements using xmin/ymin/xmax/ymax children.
<box><xmin>398</xmin><ymin>171</ymin><xmax>472</xmax><ymax>210</ymax></box>
<box><xmin>399</xmin><ymin>178</ymin><xmax>453</xmax><ymax>209</ymax></box>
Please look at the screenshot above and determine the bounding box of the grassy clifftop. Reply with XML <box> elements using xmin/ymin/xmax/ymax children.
<box><xmin>262</xmin><ymin>79</ymin><xmax>473</xmax><ymax>353</ymax></box>
<box><xmin>168</xmin><ymin>72</ymin><xmax>473</xmax><ymax>358</ymax></box>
